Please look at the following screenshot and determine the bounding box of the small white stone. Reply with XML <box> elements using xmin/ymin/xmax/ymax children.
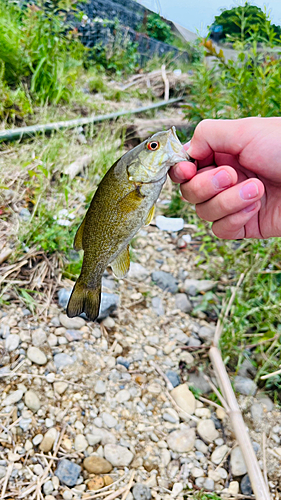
<box><xmin>94</xmin><ymin>380</ymin><xmax>106</xmax><ymax>394</ymax></box>
<box><xmin>25</xmin><ymin>439</ymin><xmax>33</xmax><ymax>452</ymax></box>
<box><xmin>195</xmin><ymin>408</ymin><xmax>211</xmax><ymax>419</ymax></box>
<box><xmin>197</xmin><ymin>419</ymin><xmax>219</xmax><ymax>443</ymax></box>
<box><xmin>54</xmin><ymin>382</ymin><xmax>68</xmax><ymax>395</ymax></box>
<box><xmin>116</xmin><ymin>389</ymin><xmax>131</xmax><ymax>403</ymax></box>
<box><xmin>32</xmin><ymin>328</ymin><xmax>47</xmax><ymax>346</ymax></box>
<box><xmin>33</xmin><ymin>434</ymin><xmax>43</xmax><ymax>446</ymax></box>
<box><xmin>228</xmin><ymin>481</ymin><xmax>239</xmax><ymax>495</ymax></box>
<box><xmin>34</xmin><ymin>464</ymin><xmax>44</xmax><ymax>475</ymax></box>
<box><xmin>230</xmin><ymin>447</ymin><xmax>247</xmax><ymax>476</ymax></box>
<box><xmin>46</xmin><ymin>373</ymin><xmax>56</xmax><ymax>383</ymax></box>
<box><xmin>2</xmin><ymin>390</ymin><xmax>23</xmax><ymax>406</ymax></box>
<box><xmin>171</xmin><ymin>482</ymin><xmax>184</xmax><ymax>498</ymax></box>
<box><xmin>211</xmin><ymin>445</ymin><xmax>229</xmax><ymax>465</ymax></box>
<box><xmin>171</xmin><ymin>384</ymin><xmax>196</xmax><ymax>415</ymax></box>
<box><xmin>27</xmin><ymin>346</ymin><xmax>47</xmax><ymax>365</ymax></box>
<box><xmin>48</xmin><ymin>333</ymin><xmax>58</xmax><ymax>347</ymax></box>
<box><xmin>5</xmin><ymin>334</ymin><xmax>20</xmax><ymax>352</ymax></box>
<box><xmin>74</xmin><ymin>434</ymin><xmax>88</xmax><ymax>452</ymax></box>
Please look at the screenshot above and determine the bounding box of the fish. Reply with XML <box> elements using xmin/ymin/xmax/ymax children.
<box><xmin>66</xmin><ymin>126</ymin><xmax>189</xmax><ymax>321</ymax></box>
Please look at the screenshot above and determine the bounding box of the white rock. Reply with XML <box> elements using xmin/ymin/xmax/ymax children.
<box><xmin>156</xmin><ymin>215</ymin><xmax>184</xmax><ymax>232</ymax></box>
<box><xmin>104</xmin><ymin>444</ymin><xmax>134</xmax><ymax>466</ymax></box>
<box><xmin>2</xmin><ymin>390</ymin><xmax>23</xmax><ymax>406</ymax></box>
<box><xmin>74</xmin><ymin>434</ymin><xmax>88</xmax><ymax>452</ymax></box>
<box><xmin>102</xmin><ymin>412</ymin><xmax>118</xmax><ymax>428</ymax></box>
<box><xmin>127</xmin><ymin>262</ymin><xmax>150</xmax><ymax>281</ymax></box>
<box><xmin>39</xmin><ymin>428</ymin><xmax>57</xmax><ymax>452</ymax></box>
<box><xmin>94</xmin><ymin>380</ymin><xmax>106</xmax><ymax>394</ymax></box>
<box><xmin>171</xmin><ymin>384</ymin><xmax>196</xmax><ymax>415</ymax></box>
<box><xmin>27</xmin><ymin>346</ymin><xmax>47</xmax><ymax>365</ymax></box>
<box><xmin>59</xmin><ymin>313</ymin><xmax>85</xmax><ymax>330</ymax></box>
<box><xmin>33</xmin><ymin>434</ymin><xmax>43</xmax><ymax>446</ymax></box>
<box><xmin>5</xmin><ymin>334</ymin><xmax>20</xmax><ymax>351</ymax></box>
<box><xmin>171</xmin><ymin>482</ymin><xmax>184</xmax><ymax>498</ymax></box>
<box><xmin>167</xmin><ymin>426</ymin><xmax>196</xmax><ymax>452</ymax></box>
<box><xmin>86</xmin><ymin>434</ymin><xmax>102</xmax><ymax>446</ymax></box>
<box><xmin>191</xmin><ymin>467</ymin><xmax>205</xmax><ymax>478</ymax></box>
<box><xmin>197</xmin><ymin>419</ymin><xmax>219</xmax><ymax>443</ymax></box>
<box><xmin>228</xmin><ymin>481</ymin><xmax>239</xmax><ymax>495</ymax></box>
<box><xmin>211</xmin><ymin>445</ymin><xmax>229</xmax><ymax>465</ymax></box>
<box><xmin>160</xmin><ymin>448</ymin><xmax>171</xmax><ymax>467</ymax></box>
<box><xmin>116</xmin><ymin>389</ymin><xmax>131</xmax><ymax>403</ymax></box>
<box><xmin>34</xmin><ymin>464</ymin><xmax>44</xmax><ymax>475</ymax></box>
<box><xmin>230</xmin><ymin>447</ymin><xmax>247</xmax><ymax>476</ymax></box>
<box><xmin>48</xmin><ymin>333</ymin><xmax>58</xmax><ymax>347</ymax></box>
<box><xmin>195</xmin><ymin>408</ymin><xmax>211</xmax><ymax>419</ymax></box>
<box><xmin>54</xmin><ymin>382</ymin><xmax>68</xmax><ymax>395</ymax></box>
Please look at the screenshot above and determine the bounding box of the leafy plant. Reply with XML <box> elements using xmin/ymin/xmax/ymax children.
<box><xmin>140</xmin><ymin>13</ymin><xmax>173</xmax><ymax>44</ymax></box>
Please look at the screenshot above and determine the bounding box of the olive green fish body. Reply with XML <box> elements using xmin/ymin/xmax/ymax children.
<box><xmin>67</xmin><ymin>127</ymin><xmax>188</xmax><ymax>321</ymax></box>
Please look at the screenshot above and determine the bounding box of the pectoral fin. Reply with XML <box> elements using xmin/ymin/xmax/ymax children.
<box><xmin>145</xmin><ymin>205</ymin><xmax>155</xmax><ymax>226</ymax></box>
<box><xmin>74</xmin><ymin>218</ymin><xmax>86</xmax><ymax>251</ymax></box>
<box><xmin>118</xmin><ymin>187</ymin><xmax>144</xmax><ymax>214</ymax></box>
<box><xmin>111</xmin><ymin>245</ymin><xmax>130</xmax><ymax>278</ymax></box>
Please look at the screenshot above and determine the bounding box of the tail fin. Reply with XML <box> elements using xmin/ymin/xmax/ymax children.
<box><xmin>66</xmin><ymin>280</ymin><xmax>101</xmax><ymax>321</ymax></box>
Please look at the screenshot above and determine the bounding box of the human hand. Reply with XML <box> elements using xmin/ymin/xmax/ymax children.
<box><xmin>170</xmin><ymin>117</ymin><xmax>281</xmax><ymax>239</ymax></box>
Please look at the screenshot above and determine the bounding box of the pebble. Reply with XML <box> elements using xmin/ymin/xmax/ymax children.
<box><xmin>198</xmin><ymin>326</ymin><xmax>215</xmax><ymax>342</ymax></box>
<box><xmin>39</xmin><ymin>428</ymin><xmax>57</xmax><ymax>452</ymax></box>
<box><xmin>230</xmin><ymin>446</ymin><xmax>247</xmax><ymax>476</ymax></box>
<box><xmin>144</xmin><ymin>345</ymin><xmax>156</xmax><ymax>356</ymax></box>
<box><xmin>151</xmin><ymin>271</ymin><xmax>178</xmax><ymax>294</ymax></box>
<box><xmin>240</xmin><ymin>474</ymin><xmax>253</xmax><ymax>495</ymax></box>
<box><xmin>24</xmin><ymin>390</ymin><xmax>40</xmax><ymax>412</ymax></box>
<box><xmin>102</xmin><ymin>412</ymin><xmax>118</xmax><ymax>428</ymax></box>
<box><xmin>211</xmin><ymin>444</ymin><xmax>229</xmax><ymax>464</ymax></box>
<box><xmin>216</xmin><ymin>407</ymin><xmax>226</xmax><ymax>420</ymax></box>
<box><xmin>160</xmin><ymin>448</ymin><xmax>171</xmax><ymax>467</ymax></box>
<box><xmin>86</xmin><ymin>434</ymin><xmax>102</xmax><ymax>446</ymax></box>
<box><xmin>116</xmin><ymin>357</ymin><xmax>130</xmax><ymax>369</ymax></box>
<box><xmin>174</xmin><ymin>293</ymin><xmax>192</xmax><ymax>313</ymax></box>
<box><xmin>2</xmin><ymin>389</ymin><xmax>23</xmax><ymax>406</ymax></box>
<box><xmin>197</xmin><ymin>419</ymin><xmax>219</xmax><ymax>443</ymax></box>
<box><xmin>5</xmin><ymin>334</ymin><xmax>20</xmax><ymax>351</ymax></box>
<box><xmin>151</xmin><ymin>296</ymin><xmax>165</xmax><ymax>316</ymax></box>
<box><xmin>116</xmin><ymin>389</ymin><xmax>131</xmax><ymax>403</ymax></box>
<box><xmin>55</xmin><ymin>459</ymin><xmax>81</xmax><ymax>487</ymax></box>
<box><xmin>98</xmin><ymin>293</ymin><xmax>119</xmax><ymax>320</ymax></box>
<box><xmin>63</xmin><ymin>491</ymin><xmax>73</xmax><ymax>500</ymax></box>
<box><xmin>170</xmin><ymin>383</ymin><xmax>195</xmax><ymax>414</ymax></box>
<box><xmin>48</xmin><ymin>333</ymin><xmax>58</xmax><ymax>347</ymax></box>
<box><xmin>88</xmin><ymin>477</ymin><xmax>104</xmax><ymax>490</ymax></box>
<box><xmin>34</xmin><ymin>464</ymin><xmax>44</xmax><ymax>475</ymax></box>
<box><xmin>184</xmin><ymin>279</ymin><xmax>217</xmax><ymax>295</ymax></box>
<box><xmin>167</xmin><ymin>426</ymin><xmax>196</xmax><ymax>452</ymax></box>
<box><xmin>59</xmin><ymin>313</ymin><xmax>85</xmax><ymax>330</ymax></box>
<box><xmin>54</xmin><ymin>382</ymin><xmax>68</xmax><ymax>395</ymax></box>
<box><xmin>132</xmin><ymin>483</ymin><xmax>152</xmax><ymax>500</ymax></box>
<box><xmin>195</xmin><ymin>439</ymin><xmax>208</xmax><ymax>454</ymax></box>
<box><xmin>203</xmin><ymin>478</ymin><xmax>215</xmax><ymax>491</ymax></box>
<box><xmin>32</xmin><ymin>328</ymin><xmax>47</xmax><ymax>346</ymax></box>
<box><xmin>53</xmin><ymin>353</ymin><xmax>74</xmax><ymax>369</ymax></box>
<box><xmin>228</xmin><ymin>481</ymin><xmax>239</xmax><ymax>495</ymax></box>
<box><xmin>256</xmin><ymin>393</ymin><xmax>274</xmax><ymax>411</ymax></box>
<box><xmin>171</xmin><ymin>482</ymin><xmax>183</xmax><ymax>498</ymax></box>
<box><xmin>94</xmin><ymin>380</ymin><xmax>106</xmax><ymax>394</ymax></box>
<box><xmin>104</xmin><ymin>444</ymin><xmax>134</xmax><ymax>466</ymax></box>
<box><xmin>234</xmin><ymin>376</ymin><xmax>257</xmax><ymax>396</ymax></box>
<box><xmin>74</xmin><ymin>434</ymin><xmax>88</xmax><ymax>452</ymax></box>
<box><xmin>65</xmin><ymin>330</ymin><xmax>82</xmax><ymax>341</ymax></box>
<box><xmin>155</xmin><ymin>215</ymin><xmax>184</xmax><ymax>232</ymax></box>
<box><xmin>128</xmin><ymin>262</ymin><xmax>150</xmax><ymax>281</ymax></box>
<box><xmin>250</xmin><ymin>402</ymin><xmax>263</xmax><ymax>421</ymax></box>
<box><xmin>33</xmin><ymin>434</ymin><xmax>43</xmax><ymax>446</ymax></box>
<box><xmin>83</xmin><ymin>456</ymin><xmax>112</xmax><ymax>474</ymax></box>
<box><xmin>0</xmin><ymin>466</ymin><xmax>7</xmax><ymax>479</ymax></box>
<box><xmin>27</xmin><ymin>346</ymin><xmax>47</xmax><ymax>365</ymax></box>
<box><xmin>43</xmin><ymin>480</ymin><xmax>54</xmax><ymax>495</ymax></box>
<box><xmin>188</xmin><ymin>372</ymin><xmax>211</xmax><ymax>393</ymax></box>
<box><xmin>166</xmin><ymin>370</ymin><xmax>180</xmax><ymax>388</ymax></box>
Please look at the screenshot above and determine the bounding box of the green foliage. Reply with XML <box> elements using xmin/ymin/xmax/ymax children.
<box><xmin>140</xmin><ymin>13</ymin><xmax>173</xmax><ymax>44</ymax></box>
<box><xmin>0</xmin><ymin>62</ymin><xmax>32</xmax><ymax>122</ymax></box>
<box><xmin>185</xmin><ymin>39</ymin><xmax>281</xmax><ymax>124</ymax></box>
<box><xmin>212</xmin><ymin>2</ymin><xmax>281</xmax><ymax>45</ymax></box>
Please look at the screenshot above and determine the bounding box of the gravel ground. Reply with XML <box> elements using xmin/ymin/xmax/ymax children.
<box><xmin>1</xmin><ymin>222</ymin><xmax>281</xmax><ymax>500</ymax></box>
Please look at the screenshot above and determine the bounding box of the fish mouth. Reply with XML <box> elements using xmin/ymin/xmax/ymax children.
<box><xmin>169</xmin><ymin>127</ymin><xmax>195</xmax><ymax>163</ymax></box>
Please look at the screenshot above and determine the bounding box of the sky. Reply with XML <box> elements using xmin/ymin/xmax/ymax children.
<box><xmin>137</xmin><ymin>0</ymin><xmax>281</xmax><ymax>35</ymax></box>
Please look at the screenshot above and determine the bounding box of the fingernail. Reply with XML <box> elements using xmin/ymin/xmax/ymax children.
<box><xmin>240</xmin><ymin>182</ymin><xmax>259</xmax><ymax>200</ymax></box>
<box><xmin>212</xmin><ymin>170</ymin><xmax>232</xmax><ymax>189</ymax></box>
<box><xmin>243</xmin><ymin>202</ymin><xmax>258</xmax><ymax>213</ymax></box>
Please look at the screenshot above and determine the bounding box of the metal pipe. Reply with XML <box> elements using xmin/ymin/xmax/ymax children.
<box><xmin>0</xmin><ymin>97</ymin><xmax>183</xmax><ymax>142</ymax></box>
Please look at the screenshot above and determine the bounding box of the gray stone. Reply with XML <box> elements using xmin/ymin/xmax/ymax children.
<box><xmin>128</xmin><ymin>263</ymin><xmax>150</xmax><ymax>281</ymax></box>
<box><xmin>90</xmin><ymin>428</ymin><xmax>116</xmax><ymax>445</ymax></box>
<box><xmin>2</xmin><ymin>390</ymin><xmax>23</xmax><ymax>406</ymax></box>
<box><xmin>116</xmin><ymin>357</ymin><xmax>130</xmax><ymax>369</ymax></box>
<box><xmin>155</xmin><ymin>215</ymin><xmax>184</xmax><ymax>232</ymax></box>
<box><xmin>24</xmin><ymin>390</ymin><xmax>40</xmax><ymax>412</ymax></box>
<box><xmin>195</xmin><ymin>439</ymin><xmax>208</xmax><ymax>454</ymax></box>
<box><xmin>27</xmin><ymin>346</ymin><xmax>47</xmax><ymax>365</ymax></box>
<box><xmin>54</xmin><ymin>353</ymin><xmax>74</xmax><ymax>370</ymax></box>
<box><xmin>94</xmin><ymin>380</ymin><xmax>106</xmax><ymax>394</ymax></box>
<box><xmin>43</xmin><ymin>480</ymin><xmax>54</xmax><ymax>495</ymax></box>
<box><xmin>188</xmin><ymin>337</ymin><xmax>201</xmax><ymax>347</ymax></box>
<box><xmin>132</xmin><ymin>483</ymin><xmax>152</xmax><ymax>500</ymax></box>
<box><xmin>116</xmin><ymin>389</ymin><xmax>131</xmax><ymax>403</ymax></box>
<box><xmin>55</xmin><ymin>459</ymin><xmax>81</xmax><ymax>487</ymax></box>
<box><xmin>234</xmin><ymin>376</ymin><xmax>257</xmax><ymax>396</ymax></box>
<box><xmin>65</xmin><ymin>330</ymin><xmax>82</xmax><ymax>342</ymax></box>
<box><xmin>211</xmin><ymin>445</ymin><xmax>229</xmax><ymax>464</ymax></box>
<box><xmin>230</xmin><ymin>447</ymin><xmax>247</xmax><ymax>476</ymax></box>
<box><xmin>250</xmin><ymin>403</ymin><xmax>263</xmax><ymax>422</ymax></box>
<box><xmin>59</xmin><ymin>313</ymin><xmax>85</xmax><ymax>330</ymax></box>
<box><xmin>188</xmin><ymin>372</ymin><xmax>212</xmax><ymax>394</ymax></box>
<box><xmin>240</xmin><ymin>474</ymin><xmax>253</xmax><ymax>495</ymax></box>
<box><xmin>256</xmin><ymin>393</ymin><xmax>274</xmax><ymax>411</ymax></box>
<box><xmin>151</xmin><ymin>296</ymin><xmax>165</xmax><ymax>316</ymax></box>
<box><xmin>32</xmin><ymin>328</ymin><xmax>47</xmax><ymax>347</ymax></box>
<box><xmin>238</xmin><ymin>359</ymin><xmax>257</xmax><ymax>378</ymax></box>
<box><xmin>19</xmin><ymin>208</ymin><xmax>31</xmax><ymax>220</ymax></box>
<box><xmin>199</xmin><ymin>326</ymin><xmax>215</xmax><ymax>342</ymax></box>
<box><xmin>102</xmin><ymin>277</ymin><xmax>116</xmax><ymax>290</ymax></box>
<box><xmin>151</xmin><ymin>271</ymin><xmax>178</xmax><ymax>294</ymax></box>
<box><xmin>203</xmin><ymin>478</ymin><xmax>215</xmax><ymax>491</ymax></box>
<box><xmin>102</xmin><ymin>412</ymin><xmax>118</xmax><ymax>428</ymax></box>
<box><xmin>175</xmin><ymin>293</ymin><xmax>192</xmax><ymax>313</ymax></box>
<box><xmin>5</xmin><ymin>334</ymin><xmax>20</xmax><ymax>352</ymax></box>
<box><xmin>104</xmin><ymin>444</ymin><xmax>134</xmax><ymax>466</ymax></box>
<box><xmin>184</xmin><ymin>279</ymin><xmax>217</xmax><ymax>295</ymax></box>
<box><xmin>54</xmin><ymin>382</ymin><xmax>68</xmax><ymax>395</ymax></box>
<box><xmin>167</xmin><ymin>426</ymin><xmax>196</xmax><ymax>452</ymax></box>
<box><xmin>163</xmin><ymin>411</ymin><xmax>178</xmax><ymax>424</ymax></box>
<box><xmin>165</xmin><ymin>370</ymin><xmax>180</xmax><ymax>388</ymax></box>
<box><xmin>58</xmin><ymin>289</ymin><xmax>72</xmax><ymax>309</ymax></box>
<box><xmin>86</xmin><ymin>434</ymin><xmax>102</xmax><ymax>446</ymax></box>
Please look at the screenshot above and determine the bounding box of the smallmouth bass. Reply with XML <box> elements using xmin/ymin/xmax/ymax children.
<box><xmin>67</xmin><ymin>127</ymin><xmax>189</xmax><ymax>321</ymax></box>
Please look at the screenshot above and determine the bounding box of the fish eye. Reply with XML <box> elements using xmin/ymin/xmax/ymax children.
<box><xmin>147</xmin><ymin>141</ymin><xmax>160</xmax><ymax>151</ymax></box>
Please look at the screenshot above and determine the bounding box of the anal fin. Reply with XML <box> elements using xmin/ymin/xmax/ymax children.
<box><xmin>74</xmin><ymin>218</ymin><xmax>86</xmax><ymax>251</ymax></box>
<box><xmin>145</xmin><ymin>204</ymin><xmax>155</xmax><ymax>226</ymax></box>
<box><xmin>111</xmin><ymin>245</ymin><xmax>130</xmax><ymax>278</ymax></box>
